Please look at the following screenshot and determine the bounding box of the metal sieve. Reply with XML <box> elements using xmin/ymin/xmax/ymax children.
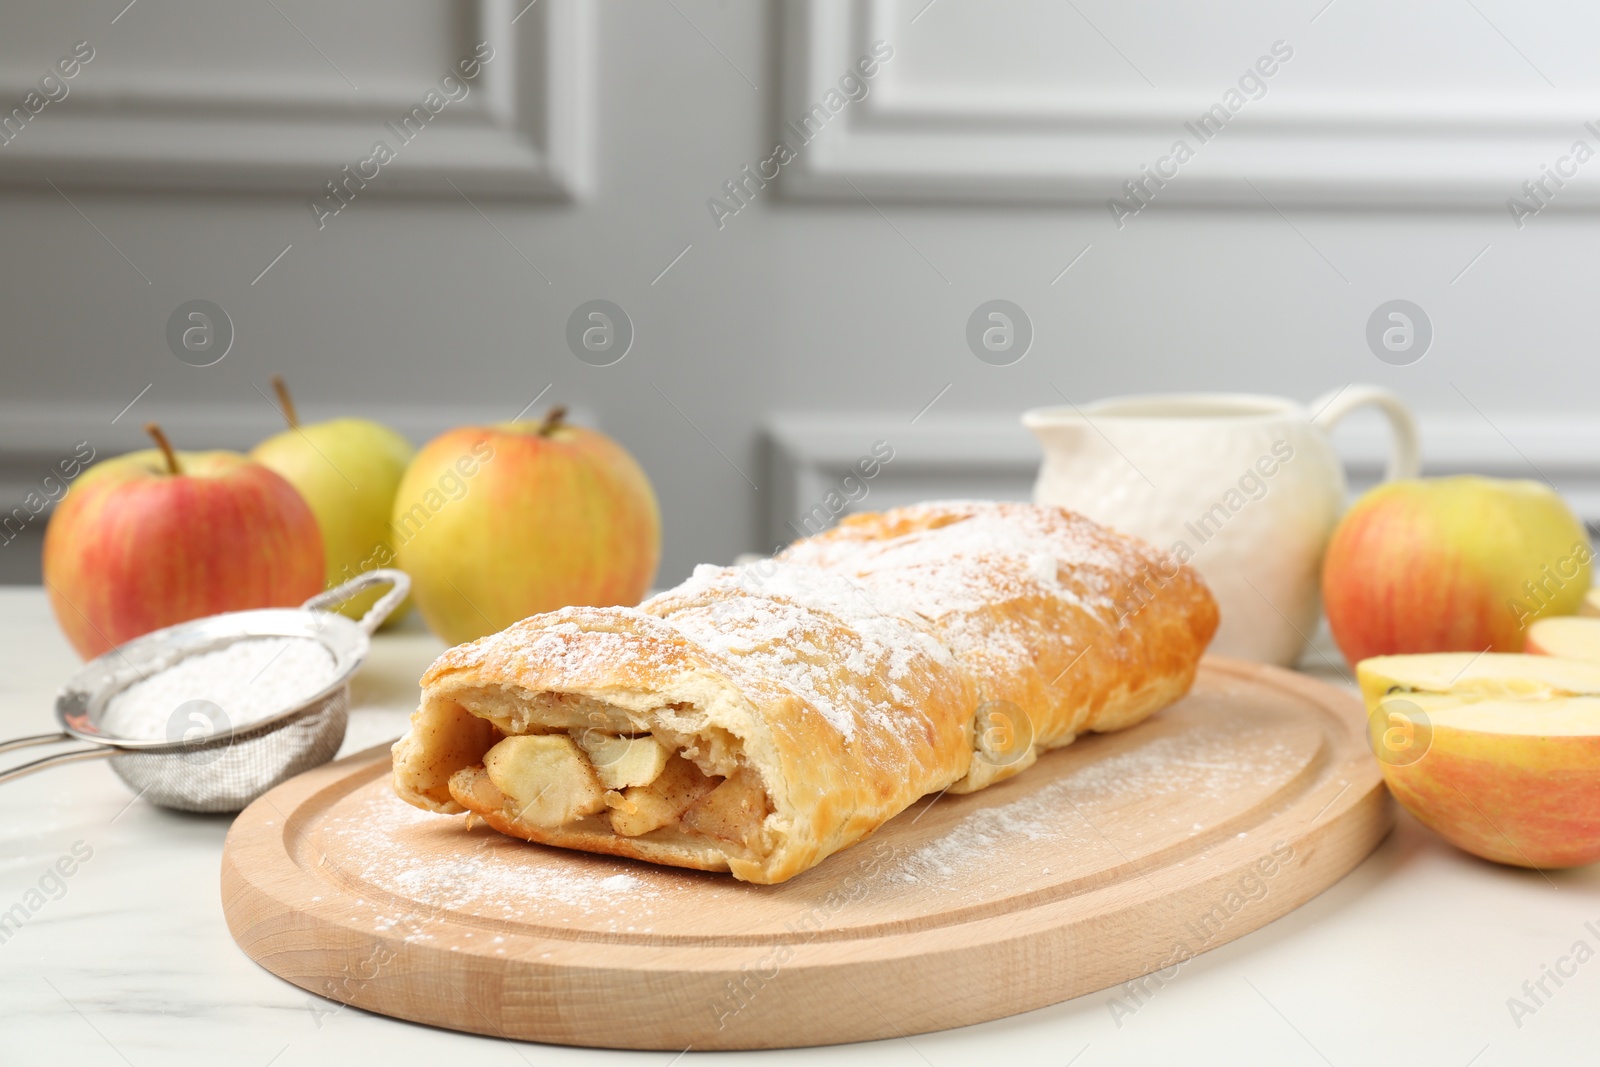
<box><xmin>0</xmin><ymin>569</ymin><xmax>409</xmax><ymax>813</ymax></box>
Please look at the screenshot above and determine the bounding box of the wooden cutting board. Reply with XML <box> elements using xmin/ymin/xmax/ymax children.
<box><xmin>221</xmin><ymin>657</ymin><xmax>1390</xmax><ymax>1050</ymax></box>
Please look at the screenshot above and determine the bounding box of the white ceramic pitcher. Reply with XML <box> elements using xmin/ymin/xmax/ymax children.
<box><xmin>1023</xmin><ymin>388</ymin><xmax>1420</xmax><ymax>666</ymax></box>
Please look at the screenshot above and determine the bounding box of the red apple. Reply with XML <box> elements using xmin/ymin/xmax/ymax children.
<box><xmin>43</xmin><ymin>423</ymin><xmax>325</xmax><ymax>658</ymax></box>
<box><xmin>1323</xmin><ymin>476</ymin><xmax>1592</xmax><ymax>664</ymax></box>
<box><xmin>393</xmin><ymin>406</ymin><xmax>660</xmax><ymax>645</ymax></box>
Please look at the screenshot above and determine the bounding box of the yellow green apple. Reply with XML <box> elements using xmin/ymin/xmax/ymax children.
<box><xmin>43</xmin><ymin>424</ymin><xmax>324</xmax><ymax>658</ymax></box>
<box><xmin>249</xmin><ymin>377</ymin><xmax>415</xmax><ymax>623</ymax></box>
<box><xmin>393</xmin><ymin>406</ymin><xmax>660</xmax><ymax>645</ymax></box>
<box><xmin>1360</xmin><ymin>652</ymin><xmax>1600</xmax><ymax>868</ymax></box>
<box><xmin>1324</xmin><ymin>476</ymin><xmax>1591</xmax><ymax>664</ymax></box>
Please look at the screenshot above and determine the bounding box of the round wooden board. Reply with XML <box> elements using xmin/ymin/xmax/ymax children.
<box><xmin>221</xmin><ymin>657</ymin><xmax>1391</xmax><ymax>1050</ymax></box>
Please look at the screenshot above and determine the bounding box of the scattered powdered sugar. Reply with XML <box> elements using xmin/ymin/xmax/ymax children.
<box><xmin>784</xmin><ymin>502</ymin><xmax>1132</xmax><ymax>620</ymax></box>
<box><xmin>317</xmin><ymin>785</ymin><xmax>663</xmax><ymax>931</ymax></box>
<box><xmin>875</xmin><ymin>726</ymin><xmax>1295</xmax><ymax>890</ymax></box>
<box><xmin>453</xmin><ymin>607</ymin><xmax>678</xmax><ymax>684</ymax></box>
<box><xmin>101</xmin><ymin>636</ymin><xmax>337</xmax><ymax>740</ymax></box>
<box><xmin>655</xmin><ymin>563</ymin><xmax>954</xmax><ymax>738</ymax></box>
<box><xmin>775</xmin><ymin>503</ymin><xmax>1141</xmax><ymax>677</ymax></box>
<box><xmin>640</xmin><ymin>503</ymin><xmax>1148</xmax><ymax>741</ymax></box>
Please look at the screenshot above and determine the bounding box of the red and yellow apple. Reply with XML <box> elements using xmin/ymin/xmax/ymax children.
<box><xmin>1360</xmin><ymin>652</ymin><xmax>1600</xmax><ymax>868</ymax></box>
<box><xmin>393</xmin><ymin>406</ymin><xmax>660</xmax><ymax>645</ymax></box>
<box><xmin>1324</xmin><ymin>476</ymin><xmax>1591</xmax><ymax>664</ymax></box>
<box><xmin>249</xmin><ymin>377</ymin><xmax>415</xmax><ymax>623</ymax></box>
<box><xmin>43</xmin><ymin>424</ymin><xmax>324</xmax><ymax>658</ymax></box>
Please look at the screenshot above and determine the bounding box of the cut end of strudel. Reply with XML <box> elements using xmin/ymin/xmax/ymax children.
<box><xmin>392</xmin><ymin>501</ymin><xmax>1219</xmax><ymax>884</ymax></box>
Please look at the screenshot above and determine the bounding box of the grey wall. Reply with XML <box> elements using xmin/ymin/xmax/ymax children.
<box><xmin>3</xmin><ymin>0</ymin><xmax>1598</xmax><ymax>586</ymax></box>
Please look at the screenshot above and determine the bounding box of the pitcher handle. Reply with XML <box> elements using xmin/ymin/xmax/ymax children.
<box><xmin>1309</xmin><ymin>385</ymin><xmax>1421</xmax><ymax>482</ymax></box>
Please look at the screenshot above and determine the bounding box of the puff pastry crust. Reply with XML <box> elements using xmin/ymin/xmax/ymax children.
<box><xmin>392</xmin><ymin>501</ymin><xmax>1218</xmax><ymax>884</ymax></box>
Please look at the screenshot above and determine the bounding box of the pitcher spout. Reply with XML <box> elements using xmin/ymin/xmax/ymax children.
<box><xmin>1021</xmin><ymin>406</ymin><xmax>1091</xmax><ymax>457</ymax></box>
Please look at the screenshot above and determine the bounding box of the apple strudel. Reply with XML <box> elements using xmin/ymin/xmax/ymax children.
<box><xmin>392</xmin><ymin>501</ymin><xmax>1218</xmax><ymax>884</ymax></box>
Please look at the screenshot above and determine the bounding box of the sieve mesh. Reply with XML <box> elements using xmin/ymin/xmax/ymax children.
<box><xmin>107</xmin><ymin>688</ymin><xmax>350</xmax><ymax>813</ymax></box>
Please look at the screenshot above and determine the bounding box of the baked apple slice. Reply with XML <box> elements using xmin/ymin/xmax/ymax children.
<box><xmin>481</xmin><ymin>734</ymin><xmax>607</xmax><ymax>827</ymax></box>
<box><xmin>680</xmin><ymin>771</ymin><xmax>769</xmax><ymax>849</ymax></box>
<box><xmin>576</xmin><ymin>731</ymin><xmax>671</xmax><ymax>790</ymax></box>
<box><xmin>608</xmin><ymin>754</ymin><xmax>719</xmax><ymax>837</ymax></box>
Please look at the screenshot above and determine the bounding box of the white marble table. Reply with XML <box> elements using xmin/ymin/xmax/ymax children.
<box><xmin>1</xmin><ymin>586</ymin><xmax>1595</xmax><ymax>1065</ymax></box>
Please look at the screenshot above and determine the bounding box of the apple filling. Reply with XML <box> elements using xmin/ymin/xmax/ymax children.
<box><xmin>446</xmin><ymin>726</ymin><xmax>771</xmax><ymax>853</ymax></box>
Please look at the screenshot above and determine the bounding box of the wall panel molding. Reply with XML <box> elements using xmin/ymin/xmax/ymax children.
<box><xmin>781</xmin><ymin>0</ymin><xmax>1600</xmax><ymax>207</ymax></box>
<box><xmin>0</xmin><ymin>0</ymin><xmax>592</xmax><ymax>198</ymax></box>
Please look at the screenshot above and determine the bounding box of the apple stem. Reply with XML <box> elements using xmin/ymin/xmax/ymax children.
<box><xmin>144</xmin><ymin>422</ymin><xmax>182</xmax><ymax>475</ymax></box>
<box><xmin>538</xmin><ymin>405</ymin><xmax>568</xmax><ymax>436</ymax></box>
<box><xmin>271</xmin><ymin>375</ymin><xmax>300</xmax><ymax>429</ymax></box>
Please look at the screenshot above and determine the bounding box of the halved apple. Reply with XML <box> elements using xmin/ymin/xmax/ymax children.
<box><xmin>1526</xmin><ymin>615</ymin><xmax>1600</xmax><ymax>661</ymax></box>
<box><xmin>1358</xmin><ymin>653</ymin><xmax>1600</xmax><ymax>868</ymax></box>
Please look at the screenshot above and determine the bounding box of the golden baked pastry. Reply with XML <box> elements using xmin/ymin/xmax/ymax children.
<box><xmin>392</xmin><ymin>501</ymin><xmax>1218</xmax><ymax>884</ymax></box>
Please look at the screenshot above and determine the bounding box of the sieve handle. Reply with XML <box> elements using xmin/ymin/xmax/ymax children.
<box><xmin>0</xmin><ymin>740</ymin><xmax>112</xmax><ymax>785</ymax></box>
<box><xmin>0</xmin><ymin>731</ymin><xmax>74</xmax><ymax>754</ymax></box>
<box><xmin>301</xmin><ymin>569</ymin><xmax>412</xmax><ymax>635</ymax></box>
